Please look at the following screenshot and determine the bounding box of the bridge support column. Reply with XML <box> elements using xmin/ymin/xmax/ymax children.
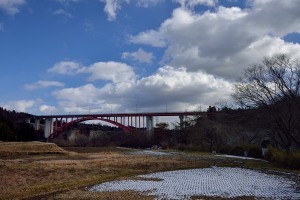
<box><xmin>34</xmin><ymin>119</ymin><xmax>40</xmax><ymax>130</ymax></box>
<box><xmin>146</xmin><ymin>116</ymin><xmax>154</xmax><ymax>139</ymax></box>
<box><xmin>44</xmin><ymin>118</ymin><xmax>53</xmax><ymax>138</ymax></box>
<box><xmin>179</xmin><ymin>115</ymin><xmax>184</xmax><ymax>129</ymax></box>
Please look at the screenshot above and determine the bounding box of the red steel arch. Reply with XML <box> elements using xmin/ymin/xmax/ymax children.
<box><xmin>49</xmin><ymin>116</ymin><xmax>132</xmax><ymax>139</ymax></box>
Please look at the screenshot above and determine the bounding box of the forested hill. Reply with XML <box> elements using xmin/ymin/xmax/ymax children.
<box><xmin>0</xmin><ymin>107</ymin><xmax>33</xmax><ymax>123</ymax></box>
<box><xmin>0</xmin><ymin>107</ymin><xmax>35</xmax><ymax>141</ymax></box>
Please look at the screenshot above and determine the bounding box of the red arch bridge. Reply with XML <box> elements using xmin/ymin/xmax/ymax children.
<box><xmin>30</xmin><ymin>111</ymin><xmax>210</xmax><ymax>139</ymax></box>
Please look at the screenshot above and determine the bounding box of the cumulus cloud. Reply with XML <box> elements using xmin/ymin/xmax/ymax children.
<box><xmin>53</xmin><ymin>9</ymin><xmax>73</xmax><ymax>18</ymax></box>
<box><xmin>24</xmin><ymin>80</ymin><xmax>64</xmax><ymax>90</ymax></box>
<box><xmin>48</xmin><ymin>60</ymin><xmax>135</xmax><ymax>85</ymax></box>
<box><xmin>48</xmin><ymin>61</ymin><xmax>84</xmax><ymax>75</ymax></box>
<box><xmin>39</xmin><ymin>105</ymin><xmax>57</xmax><ymax>114</ymax></box>
<box><xmin>132</xmin><ymin>66</ymin><xmax>232</xmax><ymax>108</ymax></box>
<box><xmin>0</xmin><ymin>0</ymin><xmax>26</xmax><ymax>15</ymax></box>
<box><xmin>83</xmin><ymin>61</ymin><xmax>136</xmax><ymax>83</ymax></box>
<box><xmin>122</xmin><ymin>48</ymin><xmax>154</xmax><ymax>64</ymax></box>
<box><xmin>50</xmin><ymin>64</ymin><xmax>232</xmax><ymax>114</ymax></box>
<box><xmin>129</xmin><ymin>0</ymin><xmax>300</xmax><ymax>79</ymax></box>
<box><xmin>100</xmin><ymin>0</ymin><xmax>129</xmax><ymax>21</ymax></box>
<box><xmin>52</xmin><ymin>84</ymin><xmax>115</xmax><ymax>113</ymax></box>
<box><xmin>129</xmin><ymin>29</ymin><xmax>167</xmax><ymax>47</ymax></box>
<box><xmin>1</xmin><ymin>100</ymin><xmax>35</xmax><ymax>112</ymax></box>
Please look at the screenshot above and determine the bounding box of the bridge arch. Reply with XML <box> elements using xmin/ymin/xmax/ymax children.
<box><xmin>50</xmin><ymin>116</ymin><xmax>132</xmax><ymax>139</ymax></box>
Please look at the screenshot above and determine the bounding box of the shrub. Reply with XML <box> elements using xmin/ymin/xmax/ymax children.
<box><xmin>265</xmin><ymin>146</ymin><xmax>300</xmax><ymax>169</ymax></box>
<box><xmin>247</xmin><ymin>145</ymin><xmax>262</xmax><ymax>158</ymax></box>
<box><xmin>217</xmin><ymin>145</ymin><xmax>232</xmax><ymax>154</ymax></box>
<box><xmin>230</xmin><ymin>146</ymin><xmax>244</xmax><ymax>156</ymax></box>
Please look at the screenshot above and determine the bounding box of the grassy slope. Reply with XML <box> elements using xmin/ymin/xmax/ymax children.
<box><xmin>0</xmin><ymin>142</ymin><xmax>298</xmax><ymax>200</ymax></box>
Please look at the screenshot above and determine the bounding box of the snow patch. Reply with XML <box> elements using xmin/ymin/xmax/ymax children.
<box><xmin>215</xmin><ymin>154</ymin><xmax>268</xmax><ymax>161</ymax></box>
<box><xmin>89</xmin><ymin>167</ymin><xmax>300</xmax><ymax>199</ymax></box>
<box><xmin>130</xmin><ymin>150</ymin><xmax>176</xmax><ymax>156</ymax></box>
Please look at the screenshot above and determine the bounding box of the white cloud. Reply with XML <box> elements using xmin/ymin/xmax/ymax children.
<box><xmin>53</xmin><ymin>9</ymin><xmax>73</xmax><ymax>18</ymax></box>
<box><xmin>129</xmin><ymin>29</ymin><xmax>167</xmax><ymax>47</ymax></box>
<box><xmin>136</xmin><ymin>0</ymin><xmax>163</xmax><ymax>8</ymax></box>
<box><xmin>51</xmin><ymin>65</ymin><xmax>232</xmax><ymax>114</ymax></box>
<box><xmin>1</xmin><ymin>100</ymin><xmax>35</xmax><ymax>112</ymax></box>
<box><xmin>100</xmin><ymin>0</ymin><xmax>129</xmax><ymax>21</ymax></box>
<box><xmin>130</xmin><ymin>0</ymin><xmax>300</xmax><ymax>79</ymax></box>
<box><xmin>80</xmin><ymin>61</ymin><xmax>136</xmax><ymax>84</ymax></box>
<box><xmin>133</xmin><ymin>66</ymin><xmax>232</xmax><ymax>108</ymax></box>
<box><xmin>122</xmin><ymin>48</ymin><xmax>154</xmax><ymax>64</ymax></box>
<box><xmin>53</xmin><ymin>84</ymin><xmax>102</xmax><ymax>104</ymax></box>
<box><xmin>100</xmin><ymin>0</ymin><xmax>163</xmax><ymax>21</ymax></box>
<box><xmin>48</xmin><ymin>61</ymin><xmax>135</xmax><ymax>85</ymax></box>
<box><xmin>24</xmin><ymin>80</ymin><xmax>64</xmax><ymax>90</ymax></box>
<box><xmin>48</xmin><ymin>61</ymin><xmax>83</xmax><ymax>75</ymax></box>
<box><xmin>0</xmin><ymin>0</ymin><xmax>26</xmax><ymax>15</ymax></box>
<box><xmin>39</xmin><ymin>105</ymin><xmax>57</xmax><ymax>114</ymax></box>
<box><xmin>52</xmin><ymin>84</ymin><xmax>114</xmax><ymax>113</ymax></box>
<box><xmin>176</xmin><ymin>0</ymin><xmax>217</xmax><ymax>8</ymax></box>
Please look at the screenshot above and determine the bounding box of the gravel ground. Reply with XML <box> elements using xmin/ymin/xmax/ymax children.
<box><xmin>89</xmin><ymin>167</ymin><xmax>300</xmax><ymax>200</ymax></box>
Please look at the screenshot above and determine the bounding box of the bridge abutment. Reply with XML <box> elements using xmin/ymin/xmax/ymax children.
<box><xmin>146</xmin><ymin>116</ymin><xmax>154</xmax><ymax>139</ymax></box>
<box><xmin>179</xmin><ymin>115</ymin><xmax>184</xmax><ymax>129</ymax></box>
<box><xmin>44</xmin><ymin>118</ymin><xmax>53</xmax><ymax>138</ymax></box>
<box><xmin>34</xmin><ymin>119</ymin><xmax>40</xmax><ymax>130</ymax></box>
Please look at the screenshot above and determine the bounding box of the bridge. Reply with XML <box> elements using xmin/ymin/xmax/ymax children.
<box><xmin>30</xmin><ymin>111</ymin><xmax>210</xmax><ymax>139</ymax></box>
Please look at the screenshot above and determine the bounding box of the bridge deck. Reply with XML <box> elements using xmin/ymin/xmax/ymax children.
<box><xmin>35</xmin><ymin>111</ymin><xmax>209</xmax><ymax>119</ymax></box>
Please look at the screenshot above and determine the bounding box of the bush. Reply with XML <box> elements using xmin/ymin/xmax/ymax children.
<box><xmin>230</xmin><ymin>146</ymin><xmax>244</xmax><ymax>156</ymax></box>
<box><xmin>265</xmin><ymin>146</ymin><xmax>300</xmax><ymax>169</ymax></box>
<box><xmin>247</xmin><ymin>145</ymin><xmax>262</xmax><ymax>158</ymax></box>
<box><xmin>218</xmin><ymin>145</ymin><xmax>232</xmax><ymax>154</ymax></box>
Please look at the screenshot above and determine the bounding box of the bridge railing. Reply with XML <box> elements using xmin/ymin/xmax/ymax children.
<box><xmin>34</xmin><ymin>111</ymin><xmax>210</xmax><ymax>118</ymax></box>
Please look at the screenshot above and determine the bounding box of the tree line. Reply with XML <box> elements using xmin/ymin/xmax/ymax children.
<box><xmin>0</xmin><ymin>108</ymin><xmax>37</xmax><ymax>141</ymax></box>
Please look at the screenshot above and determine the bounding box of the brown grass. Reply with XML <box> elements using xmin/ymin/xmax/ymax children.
<box><xmin>0</xmin><ymin>141</ymin><xmax>67</xmax><ymax>159</ymax></box>
<box><xmin>0</xmin><ymin>142</ymin><xmax>290</xmax><ymax>200</ymax></box>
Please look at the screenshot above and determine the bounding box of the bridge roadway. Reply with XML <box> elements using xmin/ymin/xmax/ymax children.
<box><xmin>36</xmin><ymin>111</ymin><xmax>207</xmax><ymax>118</ymax></box>
<box><xmin>32</xmin><ymin>111</ymin><xmax>209</xmax><ymax>139</ymax></box>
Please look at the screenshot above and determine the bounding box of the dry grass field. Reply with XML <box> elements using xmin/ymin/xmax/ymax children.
<box><xmin>0</xmin><ymin>142</ymin><xmax>298</xmax><ymax>199</ymax></box>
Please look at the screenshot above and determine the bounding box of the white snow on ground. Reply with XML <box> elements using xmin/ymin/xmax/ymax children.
<box><xmin>89</xmin><ymin>167</ymin><xmax>300</xmax><ymax>199</ymax></box>
<box><xmin>130</xmin><ymin>150</ymin><xmax>176</xmax><ymax>156</ymax></box>
<box><xmin>116</xmin><ymin>147</ymin><xmax>177</xmax><ymax>156</ymax></box>
<box><xmin>215</xmin><ymin>154</ymin><xmax>268</xmax><ymax>161</ymax></box>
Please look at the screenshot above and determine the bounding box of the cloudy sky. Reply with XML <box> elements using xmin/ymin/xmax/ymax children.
<box><xmin>1</xmin><ymin>0</ymin><xmax>300</xmax><ymax>115</ymax></box>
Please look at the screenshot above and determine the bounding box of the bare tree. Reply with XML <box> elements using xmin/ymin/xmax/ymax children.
<box><xmin>232</xmin><ymin>54</ymin><xmax>300</xmax><ymax>151</ymax></box>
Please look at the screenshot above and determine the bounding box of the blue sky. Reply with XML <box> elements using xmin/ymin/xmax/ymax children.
<box><xmin>1</xmin><ymin>0</ymin><xmax>300</xmax><ymax>116</ymax></box>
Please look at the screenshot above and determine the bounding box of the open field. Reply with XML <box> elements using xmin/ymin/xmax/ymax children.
<box><xmin>0</xmin><ymin>142</ymin><xmax>299</xmax><ymax>199</ymax></box>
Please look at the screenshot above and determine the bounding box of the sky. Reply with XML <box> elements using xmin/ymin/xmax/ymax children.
<box><xmin>1</xmin><ymin>0</ymin><xmax>300</xmax><ymax>116</ymax></box>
